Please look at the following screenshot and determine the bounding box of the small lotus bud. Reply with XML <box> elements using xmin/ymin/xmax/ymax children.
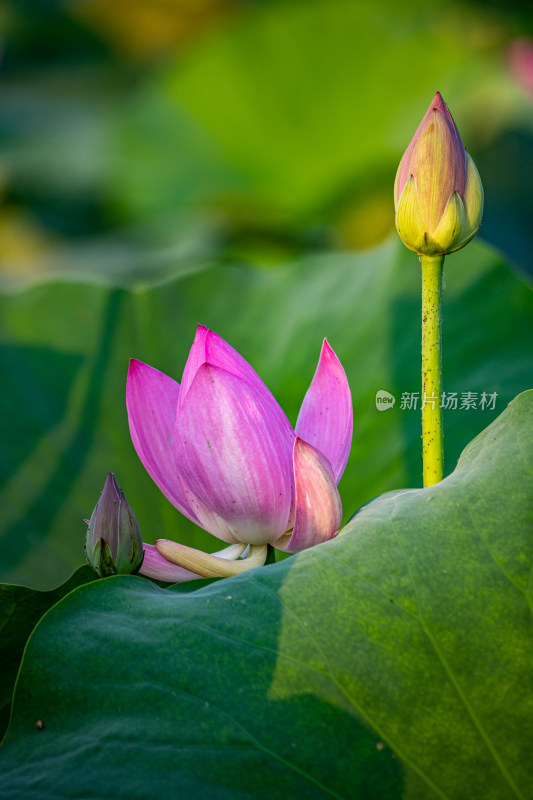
<box><xmin>85</xmin><ymin>473</ymin><xmax>144</xmax><ymax>577</ymax></box>
<box><xmin>394</xmin><ymin>92</ymin><xmax>483</xmax><ymax>256</ymax></box>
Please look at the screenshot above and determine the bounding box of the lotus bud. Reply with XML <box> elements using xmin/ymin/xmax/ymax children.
<box><xmin>85</xmin><ymin>473</ymin><xmax>144</xmax><ymax>577</ymax></box>
<box><xmin>394</xmin><ymin>92</ymin><xmax>483</xmax><ymax>256</ymax></box>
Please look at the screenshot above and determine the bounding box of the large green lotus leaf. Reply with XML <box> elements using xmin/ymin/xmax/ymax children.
<box><xmin>0</xmin><ymin>566</ymin><xmax>96</xmax><ymax>741</ymax></box>
<box><xmin>0</xmin><ymin>391</ymin><xmax>531</xmax><ymax>798</ymax></box>
<box><xmin>0</xmin><ymin>238</ymin><xmax>532</xmax><ymax>589</ymax></box>
<box><xmin>0</xmin><ymin>568</ymin><xmax>216</xmax><ymax>743</ymax></box>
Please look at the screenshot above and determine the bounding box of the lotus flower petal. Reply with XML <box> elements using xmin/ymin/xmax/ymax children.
<box><xmin>463</xmin><ymin>152</ymin><xmax>484</xmax><ymax>233</ymax></box>
<box><xmin>295</xmin><ymin>339</ymin><xmax>353</xmax><ymax>483</ymax></box>
<box><xmin>395</xmin><ymin>176</ymin><xmax>429</xmax><ymax>254</ymax></box>
<box><xmin>139</xmin><ymin>543</ymin><xmax>201</xmax><ymax>583</ymax></box>
<box><xmin>178</xmin><ymin>324</ymin><xmax>210</xmax><ymax>408</ymax></box>
<box><xmin>177</xmin><ymin>474</ymin><xmax>240</xmax><ymax>544</ymax></box>
<box><xmin>274</xmin><ymin>438</ymin><xmax>342</xmax><ymax>554</ymax></box>
<box><xmin>179</xmin><ymin>326</ymin><xmax>293</xmax><ymax>442</ymax></box>
<box><xmin>432</xmin><ymin>190</ymin><xmax>467</xmax><ymax>252</ymax></box>
<box><xmin>174</xmin><ymin>363</ymin><xmax>293</xmax><ymax>544</ymax></box>
<box><xmin>126</xmin><ymin>360</ymin><xmax>198</xmax><ymax>524</ymax></box>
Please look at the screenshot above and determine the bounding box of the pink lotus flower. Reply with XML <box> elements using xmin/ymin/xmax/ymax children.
<box><xmin>126</xmin><ymin>325</ymin><xmax>352</xmax><ymax>581</ymax></box>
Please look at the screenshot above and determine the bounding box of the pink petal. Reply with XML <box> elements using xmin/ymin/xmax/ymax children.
<box><xmin>274</xmin><ymin>438</ymin><xmax>342</xmax><ymax>554</ymax></box>
<box><xmin>126</xmin><ymin>360</ymin><xmax>198</xmax><ymax>524</ymax></box>
<box><xmin>139</xmin><ymin>543</ymin><xmax>201</xmax><ymax>583</ymax></box>
<box><xmin>178</xmin><ymin>326</ymin><xmax>294</xmax><ymax>442</ymax></box>
<box><xmin>295</xmin><ymin>339</ymin><xmax>353</xmax><ymax>483</ymax></box>
<box><xmin>178</xmin><ymin>325</ymin><xmax>210</xmax><ymax>409</ymax></box>
<box><xmin>178</xmin><ymin>474</ymin><xmax>240</xmax><ymax>544</ymax></box>
<box><xmin>174</xmin><ymin>363</ymin><xmax>293</xmax><ymax>545</ymax></box>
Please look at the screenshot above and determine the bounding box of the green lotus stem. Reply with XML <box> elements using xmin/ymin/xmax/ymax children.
<box><xmin>394</xmin><ymin>92</ymin><xmax>483</xmax><ymax>486</ymax></box>
<box><xmin>420</xmin><ymin>254</ymin><xmax>444</xmax><ymax>487</ymax></box>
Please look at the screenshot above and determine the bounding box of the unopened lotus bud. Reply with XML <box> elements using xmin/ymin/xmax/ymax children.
<box><xmin>85</xmin><ymin>473</ymin><xmax>144</xmax><ymax>577</ymax></box>
<box><xmin>394</xmin><ymin>92</ymin><xmax>483</xmax><ymax>256</ymax></box>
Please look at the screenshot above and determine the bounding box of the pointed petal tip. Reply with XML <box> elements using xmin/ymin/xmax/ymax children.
<box><xmin>429</xmin><ymin>91</ymin><xmax>450</xmax><ymax>117</ymax></box>
<box><xmin>127</xmin><ymin>358</ymin><xmax>165</xmax><ymax>383</ymax></box>
<box><xmin>320</xmin><ymin>337</ymin><xmax>334</xmax><ymax>359</ymax></box>
<box><xmin>101</xmin><ymin>471</ymin><xmax>121</xmax><ymax>501</ymax></box>
<box><xmin>128</xmin><ymin>357</ymin><xmax>144</xmax><ymax>375</ymax></box>
<box><xmin>319</xmin><ymin>337</ymin><xmax>341</xmax><ymax>367</ymax></box>
<box><xmin>319</xmin><ymin>339</ymin><xmax>349</xmax><ymax>381</ymax></box>
<box><xmin>194</xmin><ymin>323</ymin><xmax>211</xmax><ymax>347</ymax></box>
<box><xmin>179</xmin><ymin>325</ymin><xmax>210</xmax><ymax>403</ymax></box>
<box><xmin>294</xmin><ymin>435</ymin><xmax>331</xmax><ymax>463</ymax></box>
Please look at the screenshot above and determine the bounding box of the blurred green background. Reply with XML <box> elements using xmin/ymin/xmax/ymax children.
<box><xmin>2</xmin><ymin>0</ymin><xmax>533</xmax><ymax>283</ymax></box>
<box><xmin>1</xmin><ymin>0</ymin><xmax>532</xmax><ymax>588</ymax></box>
